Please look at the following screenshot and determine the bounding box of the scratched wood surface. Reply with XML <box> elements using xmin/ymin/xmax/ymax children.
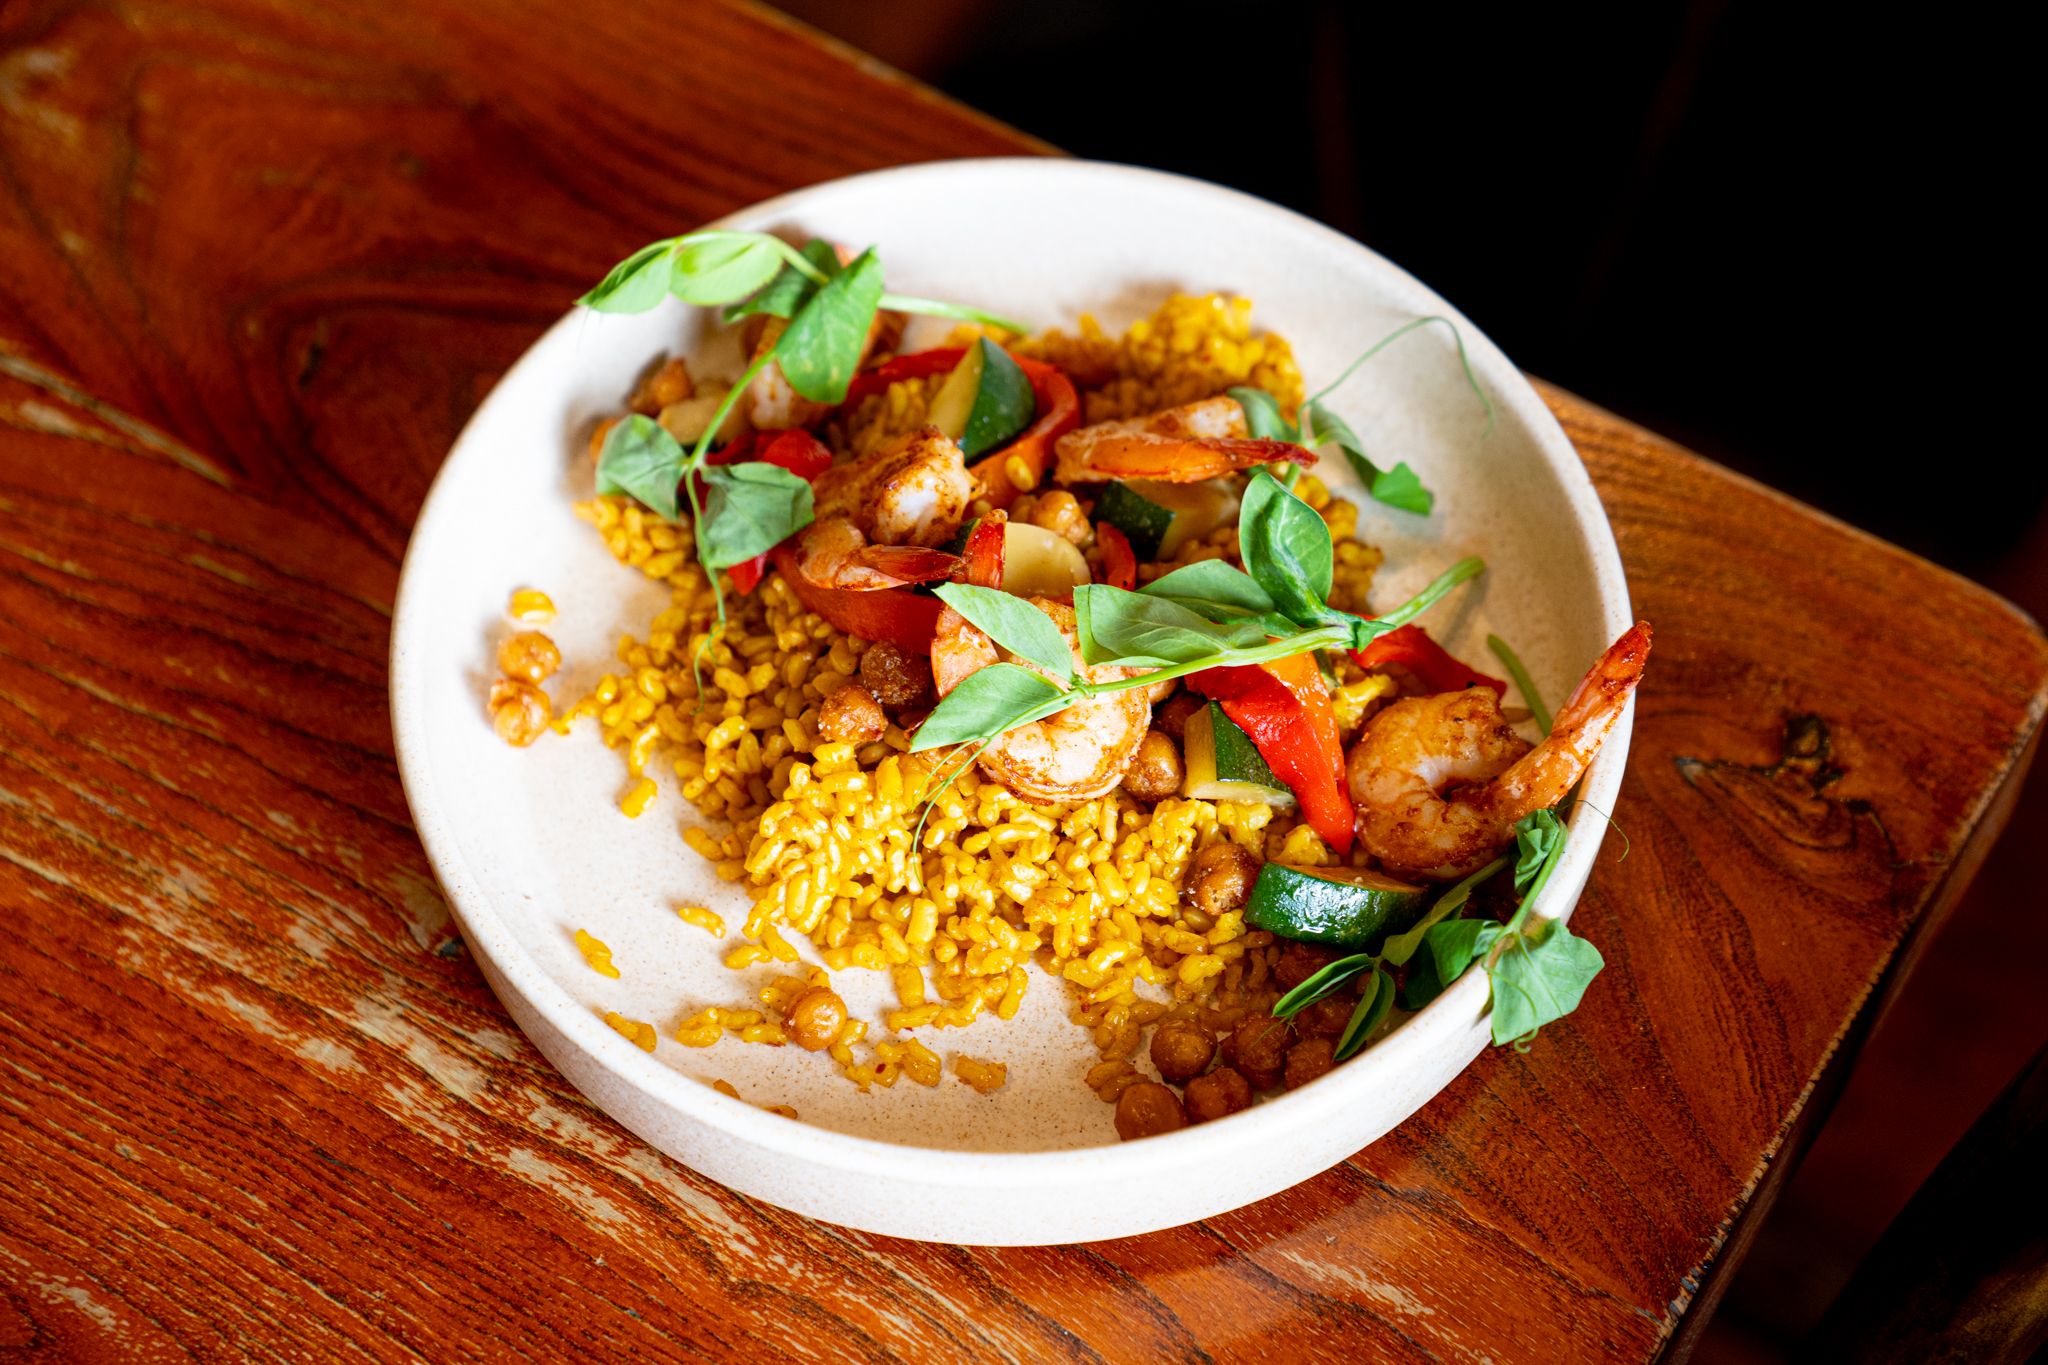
<box><xmin>1</xmin><ymin>1</ymin><xmax>2044</xmax><ymax>1360</ymax></box>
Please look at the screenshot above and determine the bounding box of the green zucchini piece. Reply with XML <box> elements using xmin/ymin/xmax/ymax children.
<box><xmin>1091</xmin><ymin>478</ymin><xmax>1239</xmax><ymax>559</ymax></box>
<box><xmin>1183</xmin><ymin>701</ymin><xmax>1294</xmax><ymax>807</ymax></box>
<box><xmin>1246</xmin><ymin>863</ymin><xmax>1429</xmax><ymax>947</ymax></box>
<box><xmin>927</xmin><ymin>338</ymin><xmax>1034</xmax><ymax>461</ymax></box>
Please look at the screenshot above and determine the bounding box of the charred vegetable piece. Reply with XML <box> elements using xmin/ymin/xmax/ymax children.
<box><xmin>1182</xmin><ymin>701</ymin><xmax>1294</xmax><ymax>806</ymax></box>
<box><xmin>1245</xmin><ymin>863</ymin><xmax>1429</xmax><ymax>948</ymax></box>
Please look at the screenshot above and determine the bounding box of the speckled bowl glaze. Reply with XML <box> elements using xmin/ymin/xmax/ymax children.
<box><xmin>390</xmin><ymin>159</ymin><xmax>1635</xmax><ymax>1245</ymax></box>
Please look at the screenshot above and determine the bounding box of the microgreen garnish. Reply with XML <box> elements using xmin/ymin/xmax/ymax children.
<box><xmin>1486</xmin><ymin>633</ymin><xmax>1552</xmax><ymax>734</ymax></box>
<box><xmin>1227</xmin><ymin>314</ymin><xmax>1493</xmax><ymax>515</ymax></box>
<box><xmin>580</xmin><ymin>230</ymin><xmax>1024</xmax><ymax>672</ymax></box>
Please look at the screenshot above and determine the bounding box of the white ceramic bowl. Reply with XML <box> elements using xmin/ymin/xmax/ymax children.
<box><xmin>390</xmin><ymin>159</ymin><xmax>1634</xmax><ymax>1245</ymax></box>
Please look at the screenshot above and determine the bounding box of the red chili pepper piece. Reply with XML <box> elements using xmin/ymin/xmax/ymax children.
<box><xmin>1096</xmin><ymin>522</ymin><xmax>1137</xmax><ymax>591</ymax></box>
<box><xmin>1351</xmin><ymin>624</ymin><xmax>1506</xmax><ymax>696</ymax></box>
<box><xmin>1188</xmin><ymin>652</ymin><xmax>1354</xmax><ymax>855</ymax></box>
<box><xmin>705</xmin><ymin>430</ymin><xmax>835</xmax><ymax>595</ymax></box>
<box><xmin>767</xmin><ymin>543</ymin><xmax>944</xmax><ymax>653</ymax></box>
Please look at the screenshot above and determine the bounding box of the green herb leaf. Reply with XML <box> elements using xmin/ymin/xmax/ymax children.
<box><xmin>1073</xmin><ymin>585</ymin><xmax>1269</xmax><ymax>668</ymax></box>
<box><xmin>1380</xmin><ymin>856</ymin><xmax>1507</xmax><ymax>968</ymax></box>
<box><xmin>695</xmin><ymin>462</ymin><xmax>815</xmax><ymax>568</ymax></box>
<box><xmin>1239</xmin><ymin>470</ymin><xmax>1336</xmax><ymax>627</ymax></box>
<box><xmin>1512</xmin><ymin>809</ymin><xmax>1566</xmax><ymax>898</ymax></box>
<box><xmin>774</xmin><ymin>247</ymin><xmax>884</xmax><ymax>404</ymax></box>
<box><xmin>1140</xmin><ymin>561</ymin><xmax>1277</xmax><ymax>621</ymax></box>
<box><xmin>933</xmin><ymin>584</ymin><xmax>1075</xmax><ymax>681</ymax></box>
<box><xmin>909</xmin><ymin>664</ymin><xmax>1066</xmax><ymax>751</ymax></box>
<box><xmin>725</xmin><ymin>239</ymin><xmax>840</xmax><ymax>323</ymax></box>
<box><xmin>1344</xmin><ymin>555</ymin><xmax>1486</xmax><ymax>649</ymax></box>
<box><xmin>579</xmin><ymin>240</ymin><xmax>677</xmax><ymax>313</ymax></box>
<box><xmin>1271</xmin><ymin>952</ymin><xmax>1376</xmax><ymax>1020</ymax></box>
<box><xmin>594</xmin><ymin>414</ymin><xmax>686</xmax><ymax>520</ymax></box>
<box><xmin>1400</xmin><ymin>952</ymin><xmax>1445</xmax><ymax>1011</ymax></box>
<box><xmin>1334</xmin><ymin>966</ymin><xmax>1397</xmax><ymax>1062</ymax></box>
<box><xmin>1488</xmin><ymin>918</ymin><xmax>1604</xmax><ymax>1046</ymax></box>
<box><xmin>1486</xmin><ymin>633</ymin><xmax>1553</xmax><ymax>734</ymax></box>
<box><xmin>1303</xmin><ymin>401</ymin><xmax>1435</xmax><ymax>516</ymax></box>
<box><xmin>1228</xmin><ymin>385</ymin><xmax>1298</xmax><ymax>442</ymax></box>
<box><xmin>667</xmin><ymin>232</ymin><xmax>787</xmax><ymax>306</ymax></box>
<box><xmin>1426</xmin><ymin>917</ymin><xmax>1504</xmax><ymax>994</ymax></box>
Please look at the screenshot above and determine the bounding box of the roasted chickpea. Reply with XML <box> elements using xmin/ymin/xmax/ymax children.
<box><xmin>1121</xmin><ymin>730</ymin><xmax>1183</xmax><ymax>803</ymax></box>
<box><xmin>497</xmin><ymin>630</ymin><xmax>561</xmax><ymax>684</ymax></box>
<box><xmin>658</xmin><ymin>383</ymin><xmax>749</xmax><ymax>448</ymax></box>
<box><xmin>1296</xmin><ymin>995</ymin><xmax>1356</xmax><ymax>1039</ymax></box>
<box><xmin>488</xmin><ymin>678</ymin><xmax>550</xmax><ymax>747</ymax></box>
<box><xmin>1224</xmin><ymin>1015</ymin><xmax>1292</xmax><ymax>1089</ymax></box>
<box><xmin>1154</xmin><ymin>691</ymin><xmax>1204</xmax><ymax>742</ymax></box>
<box><xmin>820</xmin><ymin>684</ymin><xmax>887</xmax><ymax>744</ymax></box>
<box><xmin>632</xmin><ymin>356</ymin><xmax>693</xmax><ymax>414</ymax></box>
<box><xmin>1148</xmin><ymin>1020</ymin><xmax>1215</xmax><ymax>1083</ymax></box>
<box><xmin>859</xmin><ymin>641</ymin><xmax>934</xmax><ymax>709</ymax></box>
<box><xmin>1284</xmin><ymin>1036</ymin><xmax>1337</xmax><ymax>1091</ymax></box>
<box><xmin>1028</xmin><ymin>490</ymin><xmax>1091</xmax><ymax>545</ymax></box>
<box><xmin>1114</xmin><ymin>1081</ymin><xmax>1188</xmax><ymax>1141</ymax></box>
<box><xmin>1184</xmin><ymin>1066</ymin><xmax>1253</xmax><ymax>1123</ymax></box>
<box><xmin>1189</xmin><ymin>842</ymin><xmax>1262</xmax><ymax>920</ymax></box>
<box><xmin>784</xmin><ymin>987</ymin><xmax>847</xmax><ymax>1052</ymax></box>
<box><xmin>1274</xmin><ymin>941</ymin><xmax>1341</xmax><ymax>992</ymax></box>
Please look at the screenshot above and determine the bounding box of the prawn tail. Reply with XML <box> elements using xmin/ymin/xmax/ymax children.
<box><xmin>1552</xmin><ymin>621</ymin><xmax>1653</xmax><ymax>738</ymax></box>
<box><xmin>1484</xmin><ymin>620</ymin><xmax>1652</xmax><ymax>823</ymax></box>
<box><xmin>855</xmin><ymin>544</ymin><xmax>962</xmax><ymax>585</ymax></box>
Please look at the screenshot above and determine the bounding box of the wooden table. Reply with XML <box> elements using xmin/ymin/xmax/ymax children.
<box><xmin>2</xmin><ymin>2</ymin><xmax>2042</xmax><ymax>1359</ymax></box>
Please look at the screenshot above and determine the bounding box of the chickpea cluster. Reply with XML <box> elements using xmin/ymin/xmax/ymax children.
<box><xmin>488</xmin><ymin>594</ymin><xmax>563</xmax><ymax>747</ymax></box>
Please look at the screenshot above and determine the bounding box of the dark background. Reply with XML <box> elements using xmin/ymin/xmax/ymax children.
<box><xmin>779</xmin><ymin>3</ymin><xmax>2042</xmax><ymax>1359</ymax></box>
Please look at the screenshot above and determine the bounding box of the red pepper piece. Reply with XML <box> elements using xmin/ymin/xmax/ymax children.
<box><xmin>963</xmin><ymin>515</ymin><xmax>1006</xmax><ymax>589</ymax></box>
<box><xmin>1188</xmin><ymin>652</ymin><xmax>1354</xmax><ymax>855</ymax></box>
<box><xmin>767</xmin><ymin>543</ymin><xmax>944</xmax><ymax>653</ymax></box>
<box><xmin>1096</xmin><ymin>522</ymin><xmax>1137</xmax><ymax>591</ymax></box>
<box><xmin>841</xmin><ymin>347</ymin><xmax>965</xmax><ymax>405</ymax></box>
<box><xmin>1351</xmin><ymin>624</ymin><xmax>1506</xmax><ymax>696</ymax></box>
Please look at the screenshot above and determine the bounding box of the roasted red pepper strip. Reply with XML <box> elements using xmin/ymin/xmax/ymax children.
<box><xmin>963</xmin><ymin>515</ymin><xmax>1006</xmax><ymax>589</ymax></box>
<box><xmin>1188</xmin><ymin>652</ymin><xmax>1354</xmax><ymax>855</ymax></box>
<box><xmin>1351</xmin><ymin>624</ymin><xmax>1506</xmax><ymax>696</ymax></box>
<box><xmin>706</xmin><ymin>431</ymin><xmax>834</xmax><ymax>594</ymax></box>
<box><xmin>1095</xmin><ymin>522</ymin><xmax>1137</xmax><ymax>591</ymax></box>
<box><xmin>842</xmin><ymin>347</ymin><xmax>965</xmax><ymax>405</ymax></box>
<box><xmin>767</xmin><ymin>543</ymin><xmax>944</xmax><ymax>652</ymax></box>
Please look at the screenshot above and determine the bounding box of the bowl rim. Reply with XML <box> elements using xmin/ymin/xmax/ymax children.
<box><xmin>389</xmin><ymin>156</ymin><xmax>1634</xmax><ymax>1187</ymax></box>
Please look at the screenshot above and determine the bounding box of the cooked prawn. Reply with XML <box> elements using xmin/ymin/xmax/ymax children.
<box><xmin>929</xmin><ymin>597</ymin><xmax>1151</xmax><ymax>802</ymax></box>
<box><xmin>793</xmin><ymin>426</ymin><xmax>976</xmax><ymax>591</ymax></box>
<box><xmin>1052</xmin><ymin>396</ymin><xmax>1311</xmax><ymax>484</ymax></box>
<box><xmin>744</xmin><ymin>245</ymin><xmax>904</xmax><ymax>430</ymax></box>
<box><xmin>1346</xmin><ymin>622</ymin><xmax>1651</xmax><ymax>878</ymax></box>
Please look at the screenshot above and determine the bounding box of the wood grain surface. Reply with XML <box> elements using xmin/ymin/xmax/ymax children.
<box><xmin>1</xmin><ymin>1</ymin><xmax>2043</xmax><ymax>1360</ymax></box>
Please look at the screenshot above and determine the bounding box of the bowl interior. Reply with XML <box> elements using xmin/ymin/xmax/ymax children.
<box><xmin>392</xmin><ymin>160</ymin><xmax>1630</xmax><ymax>1158</ymax></box>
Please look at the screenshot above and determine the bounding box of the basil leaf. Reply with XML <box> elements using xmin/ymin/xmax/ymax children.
<box><xmin>1140</xmin><ymin>561</ymin><xmax>1276</xmax><ymax>621</ymax></box>
<box><xmin>1334</xmin><ymin>966</ymin><xmax>1396</xmax><ymax>1062</ymax></box>
<box><xmin>594</xmin><ymin>414</ymin><xmax>686</xmax><ymax>520</ymax></box>
<box><xmin>1400</xmin><ymin>951</ymin><xmax>1445</xmax><ymax>1011</ymax></box>
<box><xmin>910</xmin><ymin>664</ymin><xmax>1065</xmax><ymax>751</ymax></box>
<box><xmin>1304</xmin><ymin>400</ymin><xmax>1434</xmax><ymax>515</ymax></box>
<box><xmin>725</xmin><ymin>239</ymin><xmax>840</xmax><ymax>323</ymax></box>
<box><xmin>1425</xmin><ymin>918</ymin><xmax>1503</xmax><ymax>994</ymax></box>
<box><xmin>775</xmin><ymin>247</ymin><xmax>884</xmax><ymax>403</ymax></box>
<box><xmin>1487</xmin><ymin>918</ymin><xmax>1604</xmax><ymax>1046</ymax></box>
<box><xmin>1073</xmin><ymin>585</ymin><xmax>1268</xmax><ymax>668</ymax></box>
<box><xmin>579</xmin><ymin>240</ymin><xmax>677</xmax><ymax>313</ymax></box>
<box><xmin>696</xmin><ymin>462</ymin><xmax>815</xmax><ymax>568</ymax></box>
<box><xmin>1227</xmin><ymin>385</ymin><xmax>1298</xmax><ymax>442</ymax></box>
<box><xmin>1512</xmin><ymin>809</ymin><xmax>1566</xmax><ymax>897</ymax></box>
<box><xmin>933</xmin><ymin>584</ymin><xmax>1074</xmax><ymax>681</ymax></box>
<box><xmin>1239</xmin><ymin>470</ymin><xmax>1336</xmax><ymax>626</ymax></box>
<box><xmin>667</xmin><ymin>232</ymin><xmax>786</xmax><ymax>306</ymax></box>
<box><xmin>1380</xmin><ymin>856</ymin><xmax>1508</xmax><ymax>968</ymax></box>
<box><xmin>1343</xmin><ymin>555</ymin><xmax>1486</xmax><ymax>649</ymax></box>
<box><xmin>1271</xmin><ymin>951</ymin><xmax>1376</xmax><ymax>1020</ymax></box>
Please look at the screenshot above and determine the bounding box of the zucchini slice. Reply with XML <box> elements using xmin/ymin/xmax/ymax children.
<box><xmin>1000</xmin><ymin>521</ymin><xmax>1091</xmax><ymax>596</ymax></box>
<box><xmin>1245</xmin><ymin>863</ymin><xmax>1429</xmax><ymax>947</ymax></box>
<box><xmin>1093</xmin><ymin>479</ymin><xmax>1240</xmax><ymax>560</ymax></box>
<box><xmin>927</xmin><ymin>338</ymin><xmax>1035</xmax><ymax>461</ymax></box>
<box><xmin>1183</xmin><ymin>701</ymin><xmax>1295</xmax><ymax>807</ymax></box>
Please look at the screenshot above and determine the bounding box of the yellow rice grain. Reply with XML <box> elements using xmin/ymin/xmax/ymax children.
<box><xmin>602</xmin><ymin>1011</ymin><xmax>657</xmax><ymax>1052</ymax></box>
<box><xmin>620</xmin><ymin>777</ymin><xmax>659</xmax><ymax>818</ymax></box>
<box><xmin>509</xmin><ymin>588</ymin><xmax>557</xmax><ymax>622</ymax></box>
<box><xmin>953</xmin><ymin>1055</ymin><xmax>1008</xmax><ymax>1094</ymax></box>
<box><xmin>676</xmin><ymin>904</ymin><xmax>726</xmax><ymax>938</ymax></box>
<box><xmin>573</xmin><ymin>928</ymin><xmax>620</xmax><ymax>979</ymax></box>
